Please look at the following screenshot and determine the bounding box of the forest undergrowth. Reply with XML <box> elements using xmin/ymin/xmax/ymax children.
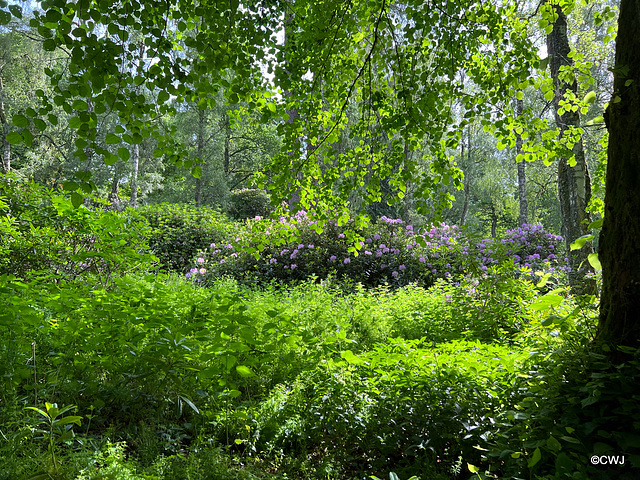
<box><xmin>2</xmin><ymin>177</ymin><xmax>639</xmax><ymax>480</ymax></box>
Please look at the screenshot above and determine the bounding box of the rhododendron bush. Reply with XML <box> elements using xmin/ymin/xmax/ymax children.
<box><xmin>188</xmin><ymin>212</ymin><xmax>568</xmax><ymax>288</ymax></box>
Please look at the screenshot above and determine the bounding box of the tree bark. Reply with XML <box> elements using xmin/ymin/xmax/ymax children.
<box><xmin>195</xmin><ymin>107</ymin><xmax>205</xmax><ymax>207</ymax></box>
<box><xmin>597</xmin><ymin>0</ymin><xmax>640</xmax><ymax>350</ymax></box>
<box><xmin>0</xmin><ymin>75</ymin><xmax>10</xmax><ymax>174</ymax></box>
<box><xmin>130</xmin><ymin>142</ymin><xmax>139</xmax><ymax>207</ymax></box>
<box><xmin>546</xmin><ymin>2</ymin><xmax>595</xmax><ymax>295</ymax></box>
<box><xmin>516</xmin><ymin>97</ymin><xmax>528</xmax><ymax>226</ymax></box>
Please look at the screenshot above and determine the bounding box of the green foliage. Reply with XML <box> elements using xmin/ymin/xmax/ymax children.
<box><xmin>226</xmin><ymin>189</ymin><xmax>274</xmax><ymax>221</ymax></box>
<box><xmin>249</xmin><ymin>338</ymin><xmax>527</xmax><ymax>479</ymax></box>
<box><xmin>0</xmin><ymin>174</ymin><xmax>155</xmax><ymax>283</ymax></box>
<box><xmin>138</xmin><ymin>203</ymin><xmax>237</xmax><ymax>272</ymax></box>
<box><xmin>25</xmin><ymin>402</ymin><xmax>82</xmax><ymax>478</ymax></box>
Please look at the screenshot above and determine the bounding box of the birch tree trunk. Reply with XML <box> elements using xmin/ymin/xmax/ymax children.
<box><xmin>0</xmin><ymin>75</ymin><xmax>10</xmax><ymax>174</ymax></box>
<box><xmin>547</xmin><ymin>2</ymin><xmax>595</xmax><ymax>295</ymax></box>
<box><xmin>130</xmin><ymin>142</ymin><xmax>139</xmax><ymax>207</ymax></box>
<box><xmin>516</xmin><ymin>97</ymin><xmax>528</xmax><ymax>226</ymax></box>
<box><xmin>195</xmin><ymin>107</ymin><xmax>205</xmax><ymax>207</ymax></box>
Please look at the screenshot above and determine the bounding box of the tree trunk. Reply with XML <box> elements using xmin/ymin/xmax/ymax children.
<box><xmin>130</xmin><ymin>142</ymin><xmax>139</xmax><ymax>207</ymax></box>
<box><xmin>516</xmin><ymin>96</ymin><xmax>528</xmax><ymax>226</ymax></box>
<box><xmin>284</xmin><ymin>1</ymin><xmax>301</xmax><ymax>212</ymax></box>
<box><xmin>597</xmin><ymin>0</ymin><xmax>640</xmax><ymax>350</ymax></box>
<box><xmin>546</xmin><ymin>2</ymin><xmax>595</xmax><ymax>295</ymax></box>
<box><xmin>222</xmin><ymin>113</ymin><xmax>230</xmax><ymax>176</ymax></box>
<box><xmin>0</xmin><ymin>75</ymin><xmax>10</xmax><ymax>174</ymax></box>
<box><xmin>490</xmin><ymin>204</ymin><xmax>497</xmax><ymax>238</ymax></box>
<box><xmin>195</xmin><ymin>107</ymin><xmax>205</xmax><ymax>207</ymax></box>
<box><xmin>459</xmin><ymin>129</ymin><xmax>469</xmax><ymax>226</ymax></box>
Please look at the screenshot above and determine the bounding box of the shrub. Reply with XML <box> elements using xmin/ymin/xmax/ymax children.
<box><xmin>188</xmin><ymin>211</ymin><xmax>567</xmax><ymax>289</ymax></box>
<box><xmin>139</xmin><ymin>203</ymin><xmax>238</xmax><ymax>272</ymax></box>
<box><xmin>226</xmin><ymin>188</ymin><xmax>274</xmax><ymax>221</ymax></box>
<box><xmin>0</xmin><ymin>174</ymin><xmax>154</xmax><ymax>283</ymax></box>
<box><xmin>250</xmin><ymin>339</ymin><xmax>528</xmax><ymax>479</ymax></box>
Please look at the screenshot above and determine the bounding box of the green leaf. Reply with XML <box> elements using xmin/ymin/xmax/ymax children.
<box><xmin>9</xmin><ymin>5</ymin><xmax>22</xmax><ymax>19</ymax></box>
<box><xmin>0</xmin><ymin>10</ymin><xmax>10</xmax><ymax>25</ymax></box>
<box><xmin>588</xmin><ymin>253</ymin><xmax>602</xmax><ymax>271</ymax></box>
<box><xmin>588</xmin><ymin>218</ymin><xmax>603</xmax><ymax>229</ymax></box>
<box><xmin>12</xmin><ymin>114</ymin><xmax>29</xmax><ymax>128</ymax></box>
<box><xmin>467</xmin><ymin>463</ymin><xmax>480</xmax><ymax>473</ymax></box>
<box><xmin>6</xmin><ymin>131</ymin><xmax>23</xmax><ymax>145</ymax></box>
<box><xmin>528</xmin><ymin>447</ymin><xmax>542</xmax><ymax>468</ymax></box>
<box><xmin>547</xmin><ymin>435</ymin><xmax>562</xmax><ymax>452</ymax></box>
<box><xmin>157</xmin><ymin>91</ymin><xmax>170</xmax><ymax>103</ymax></box>
<box><xmin>52</xmin><ymin>415</ymin><xmax>82</xmax><ymax>427</ymax></box>
<box><xmin>340</xmin><ymin>350</ymin><xmax>364</xmax><ymax>365</ymax></box>
<box><xmin>22</xmin><ymin>130</ymin><xmax>33</xmax><ymax>147</ymax></box>
<box><xmin>33</xmin><ymin>118</ymin><xmax>47</xmax><ymax>131</ymax></box>
<box><xmin>236</xmin><ymin>365</ymin><xmax>255</xmax><ymax>378</ymax></box>
<box><xmin>191</xmin><ymin>165</ymin><xmax>202</xmax><ymax>179</ymax></box>
<box><xmin>42</xmin><ymin>38</ymin><xmax>57</xmax><ymax>51</ymax></box>
<box><xmin>529</xmin><ymin>294</ymin><xmax>563</xmax><ymax>311</ymax></box>
<box><xmin>583</xmin><ymin>91</ymin><xmax>597</xmax><ymax>105</ymax></box>
<box><xmin>179</xmin><ymin>395</ymin><xmax>200</xmax><ymax>414</ymax></box>
<box><xmin>105</xmin><ymin>133</ymin><xmax>120</xmax><ymax>144</ymax></box>
<box><xmin>544</xmin><ymin>90</ymin><xmax>555</xmax><ymax>101</ymax></box>
<box><xmin>117</xmin><ymin>147</ymin><xmax>130</xmax><ymax>161</ymax></box>
<box><xmin>63</xmin><ymin>181</ymin><xmax>79</xmax><ymax>191</ymax></box>
<box><xmin>570</xmin><ymin>235</ymin><xmax>593</xmax><ymax>250</ymax></box>
<box><xmin>71</xmin><ymin>192</ymin><xmax>84</xmax><ymax>208</ymax></box>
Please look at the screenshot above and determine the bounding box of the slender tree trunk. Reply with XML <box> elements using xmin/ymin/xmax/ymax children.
<box><xmin>129</xmin><ymin>42</ymin><xmax>144</xmax><ymax>208</ymax></box>
<box><xmin>459</xmin><ymin>134</ymin><xmax>469</xmax><ymax>226</ymax></box>
<box><xmin>0</xmin><ymin>76</ymin><xmax>10</xmax><ymax>174</ymax></box>
<box><xmin>403</xmin><ymin>141</ymin><xmax>411</xmax><ymax>222</ymax></box>
<box><xmin>546</xmin><ymin>2</ymin><xmax>595</xmax><ymax>295</ymax></box>
<box><xmin>490</xmin><ymin>204</ymin><xmax>497</xmax><ymax>238</ymax></box>
<box><xmin>130</xmin><ymin>142</ymin><xmax>139</xmax><ymax>207</ymax></box>
<box><xmin>597</xmin><ymin>0</ymin><xmax>640</xmax><ymax>351</ymax></box>
<box><xmin>222</xmin><ymin>113</ymin><xmax>230</xmax><ymax>176</ymax></box>
<box><xmin>284</xmin><ymin>1</ymin><xmax>301</xmax><ymax>212</ymax></box>
<box><xmin>195</xmin><ymin>107</ymin><xmax>205</xmax><ymax>207</ymax></box>
<box><xmin>516</xmin><ymin>96</ymin><xmax>528</xmax><ymax>226</ymax></box>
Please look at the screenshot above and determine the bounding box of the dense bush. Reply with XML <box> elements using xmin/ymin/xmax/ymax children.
<box><xmin>0</xmin><ymin>174</ymin><xmax>153</xmax><ymax>283</ymax></box>
<box><xmin>189</xmin><ymin>211</ymin><xmax>567</xmax><ymax>288</ymax></box>
<box><xmin>226</xmin><ymin>188</ymin><xmax>274</xmax><ymax>221</ymax></box>
<box><xmin>138</xmin><ymin>203</ymin><xmax>238</xmax><ymax>272</ymax></box>
<box><xmin>248</xmin><ymin>339</ymin><xmax>528</xmax><ymax>479</ymax></box>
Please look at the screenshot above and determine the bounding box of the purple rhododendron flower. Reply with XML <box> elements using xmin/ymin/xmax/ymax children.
<box><xmin>330</xmin><ymin>255</ymin><xmax>337</xmax><ymax>261</ymax></box>
<box><xmin>392</xmin><ymin>271</ymin><xmax>399</xmax><ymax>278</ymax></box>
<box><xmin>338</xmin><ymin>233</ymin><xmax>345</xmax><ymax>238</ymax></box>
<box><xmin>199</xmin><ymin>268</ymin><xmax>206</xmax><ymax>274</ymax></box>
<box><xmin>399</xmin><ymin>264</ymin><xmax>406</xmax><ymax>271</ymax></box>
<box><xmin>344</xmin><ymin>258</ymin><xmax>351</xmax><ymax>264</ymax></box>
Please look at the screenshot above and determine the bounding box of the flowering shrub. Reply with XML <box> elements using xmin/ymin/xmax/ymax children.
<box><xmin>476</xmin><ymin>223</ymin><xmax>568</xmax><ymax>276</ymax></box>
<box><xmin>139</xmin><ymin>203</ymin><xmax>239</xmax><ymax>272</ymax></box>
<box><xmin>188</xmin><ymin>212</ymin><xmax>568</xmax><ymax>288</ymax></box>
